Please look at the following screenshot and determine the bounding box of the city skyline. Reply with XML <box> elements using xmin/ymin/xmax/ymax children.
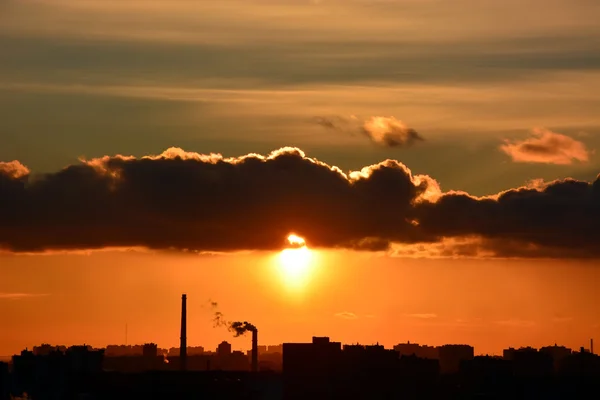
<box><xmin>1</xmin><ymin>289</ymin><xmax>597</xmax><ymax>358</ymax></box>
<box><xmin>5</xmin><ymin>337</ymin><xmax>599</xmax><ymax>399</ymax></box>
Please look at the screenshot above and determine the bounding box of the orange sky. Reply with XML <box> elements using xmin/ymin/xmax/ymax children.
<box><xmin>1</xmin><ymin>249</ymin><xmax>598</xmax><ymax>357</ymax></box>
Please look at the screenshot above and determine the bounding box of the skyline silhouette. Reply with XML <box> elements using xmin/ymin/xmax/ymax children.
<box><xmin>3</xmin><ymin>333</ymin><xmax>600</xmax><ymax>399</ymax></box>
<box><xmin>2</xmin><ymin>293</ymin><xmax>596</xmax><ymax>360</ymax></box>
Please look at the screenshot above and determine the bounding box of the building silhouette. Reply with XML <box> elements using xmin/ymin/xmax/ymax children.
<box><xmin>103</xmin><ymin>343</ymin><xmax>165</xmax><ymax>373</ymax></box>
<box><xmin>10</xmin><ymin>345</ymin><xmax>104</xmax><ymax>399</ymax></box>
<box><xmin>217</xmin><ymin>341</ymin><xmax>232</xmax><ymax>357</ymax></box>
<box><xmin>394</xmin><ymin>341</ymin><xmax>439</xmax><ymax>359</ymax></box>
<box><xmin>4</xmin><ymin>337</ymin><xmax>600</xmax><ymax>399</ymax></box>
<box><xmin>437</xmin><ymin>344</ymin><xmax>474</xmax><ymax>374</ymax></box>
<box><xmin>0</xmin><ymin>362</ymin><xmax>9</xmax><ymax>400</ymax></box>
<box><xmin>540</xmin><ymin>344</ymin><xmax>572</xmax><ymax>371</ymax></box>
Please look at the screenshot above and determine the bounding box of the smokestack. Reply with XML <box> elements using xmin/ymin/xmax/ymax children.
<box><xmin>591</xmin><ymin>339</ymin><xmax>594</xmax><ymax>355</ymax></box>
<box><xmin>180</xmin><ymin>294</ymin><xmax>187</xmax><ymax>371</ymax></box>
<box><xmin>252</xmin><ymin>329</ymin><xmax>258</xmax><ymax>373</ymax></box>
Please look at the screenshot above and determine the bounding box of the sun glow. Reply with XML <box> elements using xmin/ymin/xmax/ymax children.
<box><xmin>276</xmin><ymin>234</ymin><xmax>315</xmax><ymax>289</ymax></box>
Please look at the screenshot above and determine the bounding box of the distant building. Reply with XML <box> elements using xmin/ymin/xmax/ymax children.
<box><xmin>504</xmin><ymin>347</ymin><xmax>553</xmax><ymax>376</ymax></box>
<box><xmin>188</xmin><ymin>346</ymin><xmax>205</xmax><ymax>356</ymax></box>
<box><xmin>267</xmin><ymin>344</ymin><xmax>283</xmax><ymax>354</ymax></box>
<box><xmin>105</xmin><ymin>345</ymin><xmax>144</xmax><ymax>357</ymax></box>
<box><xmin>246</xmin><ymin>344</ymin><xmax>283</xmax><ymax>371</ymax></box>
<box><xmin>283</xmin><ymin>337</ymin><xmax>343</xmax><ymax>400</ymax></box>
<box><xmin>217</xmin><ymin>341</ymin><xmax>232</xmax><ymax>357</ymax></box>
<box><xmin>0</xmin><ymin>362</ymin><xmax>9</xmax><ymax>400</ymax></box>
<box><xmin>540</xmin><ymin>344</ymin><xmax>572</xmax><ymax>370</ymax></box>
<box><xmin>257</xmin><ymin>345</ymin><xmax>268</xmax><ymax>354</ymax></box>
<box><xmin>11</xmin><ymin>345</ymin><xmax>104</xmax><ymax>398</ymax></box>
<box><xmin>342</xmin><ymin>343</ymin><xmax>398</xmax><ymax>371</ymax></box>
<box><xmin>438</xmin><ymin>345</ymin><xmax>474</xmax><ymax>374</ymax></box>
<box><xmin>503</xmin><ymin>347</ymin><xmax>517</xmax><ymax>361</ymax></box>
<box><xmin>283</xmin><ymin>337</ymin><xmax>342</xmax><ymax>372</ymax></box>
<box><xmin>33</xmin><ymin>344</ymin><xmax>66</xmax><ymax>356</ymax></box>
<box><xmin>284</xmin><ymin>337</ymin><xmax>442</xmax><ymax>399</ymax></box>
<box><xmin>394</xmin><ymin>342</ymin><xmax>439</xmax><ymax>359</ymax></box>
<box><xmin>167</xmin><ymin>346</ymin><xmax>204</xmax><ymax>357</ymax></box>
<box><xmin>142</xmin><ymin>343</ymin><xmax>158</xmax><ymax>358</ymax></box>
<box><xmin>559</xmin><ymin>350</ymin><xmax>600</xmax><ymax>376</ymax></box>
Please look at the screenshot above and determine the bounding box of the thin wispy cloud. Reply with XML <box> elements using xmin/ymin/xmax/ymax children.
<box><xmin>0</xmin><ymin>293</ymin><xmax>49</xmax><ymax>300</ymax></box>
<box><xmin>552</xmin><ymin>316</ymin><xmax>574</xmax><ymax>323</ymax></box>
<box><xmin>405</xmin><ymin>313</ymin><xmax>438</xmax><ymax>319</ymax></box>
<box><xmin>334</xmin><ymin>312</ymin><xmax>359</xmax><ymax>320</ymax></box>
<box><xmin>493</xmin><ymin>319</ymin><xmax>536</xmax><ymax>328</ymax></box>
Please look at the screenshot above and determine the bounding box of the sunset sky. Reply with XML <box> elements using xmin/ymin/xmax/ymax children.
<box><xmin>1</xmin><ymin>0</ymin><xmax>600</xmax><ymax>357</ymax></box>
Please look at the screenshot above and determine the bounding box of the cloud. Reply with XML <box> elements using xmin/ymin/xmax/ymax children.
<box><xmin>363</xmin><ymin>117</ymin><xmax>424</xmax><ymax>148</ymax></box>
<box><xmin>405</xmin><ymin>313</ymin><xmax>438</xmax><ymax>319</ymax></box>
<box><xmin>334</xmin><ymin>312</ymin><xmax>359</xmax><ymax>320</ymax></box>
<box><xmin>500</xmin><ymin>128</ymin><xmax>590</xmax><ymax>164</ymax></box>
<box><xmin>414</xmin><ymin>177</ymin><xmax>600</xmax><ymax>258</ymax></box>
<box><xmin>1</xmin><ymin>147</ymin><xmax>600</xmax><ymax>258</ymax></box>
<box><xmin>493</xmin><ymin>319</ymin><xmax>536</xmax><ymax>328</ymax></box>
<box><xmin>0</xmin><ymin>161</ymin><xmax>30</xmax><ymax>179</ymax></box>
<box><xmin>314</xmin><ymin>115</ymin><xmax>424</xmax><ymax>148</ymax></box>
<box><xmin>0</xmin><ymin>293</ymin><xmax>49</xmax><ymax>300</ymax></box>
<box><xmin>552</xmin><ymin>316</ymin><xmax>574</xmax><ymax>323</ymax></box>
<box><xmin>0</xmin><ymin>147</ymin><xmax>430</xmax><ymax>253</ymax></box>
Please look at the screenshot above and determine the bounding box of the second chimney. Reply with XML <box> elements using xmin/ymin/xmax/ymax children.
<box><xmin>251</xmin><ymin>329</ymin><xmax>258</xmax><ymax>373</ymax></box>
<box><xmin>180</xmin><ymin>294</ymin><xmax>187</xmax><ymax>371</ymax></box>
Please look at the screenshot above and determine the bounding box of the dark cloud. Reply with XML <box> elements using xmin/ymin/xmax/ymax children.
<box><xmin>500</xmin><ymin>128</ymin><xmax>590</xmax><ymax>164</ymax></box>
<box><xmin>0</xmin><ymin>147</ymin><xmax>429</xmax><ymax>253</ymax></box>
<box><xmin>414</xmin><ymin>177</ymin><xmax>600</xmax><ymax>258</ymax></box>
<box><xmin>314</xmin><ymin>115</ymin><xmax>424</xmax><ymax>148</ymax></box>
<box><xmin>1</xmin><ymin>147</ymin><xmax>599</xmax><ymax>258</ymax></box>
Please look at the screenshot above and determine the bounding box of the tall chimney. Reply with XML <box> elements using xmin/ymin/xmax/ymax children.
<box><xmin>180</xmin><ymin>294</ymin><xmax>187</xmax><ymax>371</ymax></box>
<box><xmin>251</xmin><ymin>329</ymin><xmax>258</xmax><ymax>373</ymax></box>
<box><xmin>591</xmin><ymin>339</ymin><xmax>594</xmax><ymax>355</ymax></box>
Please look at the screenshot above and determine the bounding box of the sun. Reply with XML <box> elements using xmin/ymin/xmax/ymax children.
<box><xmin>287</xmin><ymin>234</ymin><xmax>306</xmax><ymax>247</ymax></box>
<box><xmin>277</xmin><ymin>234</ymin><xmax>315</xmax><ymax>288</ymax></box>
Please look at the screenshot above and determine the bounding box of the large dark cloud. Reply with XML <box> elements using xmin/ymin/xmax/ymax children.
<box><xmin>414</xmin><ymin>178</ymin><xmax>600</xmax><ymax>258</ymax></box>
<box><xmin>1</xmin><ymin>147</ymin><xmax>599</xmax><ymax>258</ymax></box>
<box><xmin>0</xmin><ymin>148</ymin><xmax>429</xmax><ymax>253</ymax></box>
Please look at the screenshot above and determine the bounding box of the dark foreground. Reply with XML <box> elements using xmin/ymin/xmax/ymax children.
<box><xmin>3</xmin><ymin>369</ymin><xmax>600</xmax><ymax>400</ymax></box>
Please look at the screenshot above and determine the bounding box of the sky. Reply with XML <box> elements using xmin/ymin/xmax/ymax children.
<box><xmin>1</xmin><ymin>0</ymin><xmax>600</xmax><ymax>357</ymax></box>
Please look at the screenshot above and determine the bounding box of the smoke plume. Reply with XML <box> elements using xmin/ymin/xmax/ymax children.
<box><xmin>209</xmin><ymin>301</ymin><xmax>256</xmax><ymax>336</ymax></box>
<box><xmin>230</xmin><ymin>321</ymin><xmax>257</xmax><ymax>336</ymax></box>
